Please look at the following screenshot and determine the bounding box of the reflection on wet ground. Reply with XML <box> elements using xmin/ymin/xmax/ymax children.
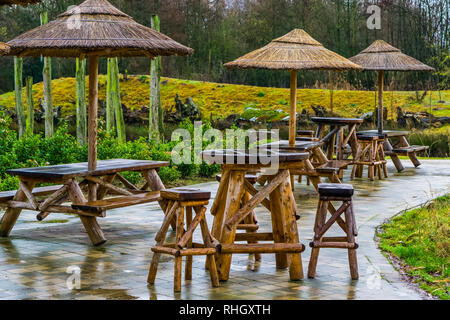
<box><xmin>0</xmin><ymin>160</ymin><xmax>448</xmax><ymax>300</ymax></box>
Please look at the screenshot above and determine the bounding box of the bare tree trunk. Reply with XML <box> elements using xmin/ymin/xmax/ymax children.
<box><xmin>149</xmin><ymin>14</ymin><xmax>163</xmax><ymax>142</ymax></box>
<box><xmin>14</xmin><ymin>57</ymin><xmax>25</xmax><ymax>137</ymax></box>
<box><xmin>76</xmin><ymin>58</ymin><xmax>87</xmax><ymax>145</ymax></box>
<box><xmin>41</xmin><ymin>11</ymin><xmax>53</xmax><ymax>138</ymax></box>
<box><xmin>106</xmin><ymin>58</ymin><xmax>115</xmax><ymax>134</ymax></box>
<box><xmin>113</xmin><ymin>58</ymin><xmax>126</xmax><ymax>143</ymax></box>
<box><xmin>25</xmin><ymin>76</ymin><xmax>34</xmax><ymax>136</ymax></box>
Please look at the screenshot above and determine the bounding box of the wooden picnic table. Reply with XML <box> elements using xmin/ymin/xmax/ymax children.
<box><xmin>311</xmin><ymin>117</ymin><xmax>364</xmax><ymax>161</ymax></box>
<box><xmin>358</xmin><ymin>130</ymin><xmax>429</xmax><ymax>172</ymax></box>
<box><xmin>0</xmin><ymin>159</ymin><xmax>169</xmax><ymax>245</ymax></box>
<box><xmin>202</xmin><ymin>149</ymin><xmax>308</xmax><ymax>281</ymax></box>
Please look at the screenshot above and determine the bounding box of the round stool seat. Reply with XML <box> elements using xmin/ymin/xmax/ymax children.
<box><xmin>356</xmin><ymin>133</ymin><xmax>386</xmax><ymax>141</ymax></box>
<box><xmin>318</xmin><ymin>183</ymin><xmax>354</xmax><ymax>198</ymax></box>
<box><xmin>160</xmin><ymin>188</ymin><xmax>211</xmax><ymax>201</ymax></box>
<box><xmin>216</xmin><ymin>174</ymin><xmax>258</xmax><ymax>185</ymax></box>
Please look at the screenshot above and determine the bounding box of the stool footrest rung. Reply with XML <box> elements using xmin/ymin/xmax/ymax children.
<box><xmin>220</xmin><ymin>243</ymin><xmax>305</xmax><ymax>254</ymax></box>
<box><xmin>321</xmin><ymin>236</ymin><xmax>348</xmax><ymax>242</ymax></box>
<box><xmin>310</xmin><ymin>241</ymin><xmax>358</xmax><ymax>249</ymax></box>
<box><xmin>152</xmin><ymin>245</ymin><xmax>217</xmax><ymax>257</ymax></box>
<box><xmin>234</xmin><ymin>232</ymin><xmax>273</xmax><ymax>242</ymax></box>
<box><xmin>236</xmin><ymin>224</ymin><xmax>259</xmax><ymax>231</ymax></box>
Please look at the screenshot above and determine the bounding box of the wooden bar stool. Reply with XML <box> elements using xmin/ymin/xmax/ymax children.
<box><xmin>308</xmin><ymin>183</ymin><xmax>359</xmax><ymax>280</ymax></box>
<box><xmin>216</xmin><ymin>174</ymin><xmax>261</xmax><ymax>262</ymax></box>
<box><xmin>147</xmin><ymin>188</ymin><xmax>220</xmax><ymax>292</ymax></box>
<box><xmin>352</xmin><ymin>134</ymin><xmax>388</xmax><ymax>181</ymax></box>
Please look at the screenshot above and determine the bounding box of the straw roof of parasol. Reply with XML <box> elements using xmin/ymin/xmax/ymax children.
<box><xmin>0</xmin><ymin>42</ymin><xmax>9</xmax><ymax>55</ymax></box>
<box><xmin>350</xmin><ymin>40</ymin><xmax>434</xmax><ymax>134</ymax></box>
<box><xmin>6</xmin><ymin>0</ymin><xmax>193</xmax><ymax>58</ymax></box>
<box><xmin>0</xmin><ymin>0</ymin><xmax>41</xmax><ymax>5</ymax></box>
<box><xmin>349</xmin><ymin>40</ymin><xmax>435</xmax><ymax>71</ymax></box>
<box><xmin>224</xmin><ymin>29</ymin><xmax>361</xmax><ymax>147</ymax></box>
<box><xmin>224</xmin><ymin>29</ymin><xmax>362</xmax><ymax>71</ymax></box>
<box><xmin>4</xmin><ymin>0</ymin><xmax>194</xmax><ymax>178</ymax></box>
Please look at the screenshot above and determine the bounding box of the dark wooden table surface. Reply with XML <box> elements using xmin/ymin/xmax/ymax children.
<box><xmin>310</xmin><ymin>117</ymin><xmax>364</xmax><ymax>125</ymax></box>
<box><xmin>7</xmin><ymin>159</ymin><xmax>169</xmax><ymax>180</ymax></box>
<box><xmin>357</xmin><ymin>130</ymin><xmax>410</xmax><ymax>137</ymax></box>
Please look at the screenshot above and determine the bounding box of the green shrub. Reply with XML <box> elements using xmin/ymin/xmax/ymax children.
<box><xmin>0</xmin><ymin>175</ymin><xmax>19</xmax><ymax>191</ymax></box>
<box><xmin>198</xmin><ymin>161</ymin><xmax>221</xmax><ymax>177</ymax></box>
<box><xmin>158</xmin><ymin>166</ymin><xmax>182</xmax><ymax>183</ymax></box>
<box><xmin>408</xmin><ymin>125</ymin><xmax>450</xmax><ymax>157</ymax></box>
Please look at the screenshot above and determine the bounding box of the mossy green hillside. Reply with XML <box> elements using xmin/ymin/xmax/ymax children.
<box><xmin>0</xmin><ymin>76</ymin><xmax>448</xmax><ymax>120</ymax></box>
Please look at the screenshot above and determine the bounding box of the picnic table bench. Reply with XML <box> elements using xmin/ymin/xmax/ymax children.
<box><xmin>358</xmin><ymin>130</ymin><xmax>429</xmax><ymax>172</ymax></box>
<box><xmin>0</xmin><ymin>159</ymin><xmax>169</xmax><ymax>245</ymax></box>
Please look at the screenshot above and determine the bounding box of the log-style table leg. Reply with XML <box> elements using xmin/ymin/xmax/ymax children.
<box><xmin>384</xmin><ymin>139</ymin><xmax>404</xmax><ymax>172</ymax></box>
<box><xmin>269</xmin><ymin>175</ymin><xmax>288</xmax><ymax>269</ymax></box>
<box><xmin>67</xmin><ymin>179</ymin><xmax>106</xmax><ymax>246</ymax></box>
<box><xmin>399</xmin><ymin>136</ymin><xmax>422</xmax><ymax>168</ymax></box>
<box><xmin>143</xmin><ymin>169</ymin><xmax>176</xmax><ymax>230</ymax></box>
<box><xmin>279</xmin><ymin>171</ymin><xmax>304</xmax><ymax>280</ymax></box>
<box><xmin>0</xmin><ymin>180</ymin><xmax>35</xmax><ymax>237</ymax></box>
<box><xmin>216</xmin><ymin>171</ymin><xmax>246</xmax><ymax>281</ymax></box>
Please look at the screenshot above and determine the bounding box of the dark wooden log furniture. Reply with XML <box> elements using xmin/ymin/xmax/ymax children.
<box><xmin>148</xmin><ymin>188</ymin><xmax>220</xmax><ymax>292</ymax></box>
<box><xmin>308</xmin><ymin>183</ymin><xmax>359</xmax><ymax>280</ymax></box>
<box><xmin>263</xmin><ymin>140</ymin><xmax>347</xmax><ymax>184</ymax></box>
<box><xmin>0</xmin><ymin>159</ymin><xmax>169</xmax><ymax>246</ymax></box>
<box><xmin>216</xmin><ymin>174</ymin><xmax>261</xmax><ymax>262</ymax></box>
<box><xmin>352</xmin><ymin>134</ymin><xmax>388</xmax><ymax>181</ymax></box>
<box><xmin>358</xmin><ymin>130</ymin><xmax>429</xmax><ymax>172</ymax></box>
<box><xmin>310</xmin><ymin>117</ymin><xmax>364</xmax><ymax>162</ymax></box>
<box><xmin>203</xmin><ymin>149</ymin><xmax>308</xmax><ymax>282</ymax></box>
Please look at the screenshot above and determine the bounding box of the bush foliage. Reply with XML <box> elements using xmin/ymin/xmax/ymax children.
<box><xmin>0</xmin><ymin>115</ymin><xmax>221</xmax><ymax>191</ymax></box>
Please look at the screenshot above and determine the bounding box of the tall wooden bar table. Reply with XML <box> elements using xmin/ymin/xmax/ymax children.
<box><xmin>311</xmin><ymin>117</ymin><xmax>364</xmax><ymax>161</ymax></box>
<box><xmin>203</xmin><ymin>149</ymin><xmax>309</xmax><ymax>282</ymax></box>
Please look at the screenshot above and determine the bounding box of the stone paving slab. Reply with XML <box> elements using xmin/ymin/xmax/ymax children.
<box><xmin>0</xmin><ymin>160</ymin><xmax>448</xmax><ymax>300</ymax></box>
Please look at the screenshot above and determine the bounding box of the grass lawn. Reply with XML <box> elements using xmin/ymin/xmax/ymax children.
<box><xmin>378</xmin><ymin>195</ymin><xmax>449</xmax><ymax>300</ymax></box>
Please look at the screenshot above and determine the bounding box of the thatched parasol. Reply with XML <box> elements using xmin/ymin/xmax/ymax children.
<box><xmin>0</xmin><ymin>42</ymin><xmax>9</xmax><ymax>55</ymax></box>
<box><xmin>349</xmin><ymin>40</ymin><xmax>434</xmax><ymax>134</ymax></box>
<box><xmin>224</xmin><ymin>29</ymin><xmax>362</xmax><ymax>147</ymax></box>
<box><xmin>6</xmin><ymin>0</ymin><xmax>192</xmax><ymax>186</ymax></box>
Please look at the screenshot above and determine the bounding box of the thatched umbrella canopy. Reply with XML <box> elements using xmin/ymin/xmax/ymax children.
<box><xmin>349</xmin><ymin>40</ymin><xmax>434</xmax><ymax>134</ymax></box>
<box><xmin>0</xmin><ymin>42</ymin><xmax>9</xmax><ymax>55</ymax></box>
<box><xmin>225</xmin><ymin>29</ymin><xmax>362</xmax><ymax>147</ymax></box>
<box><xmin>5</xmin><ymin>0</ymin><xmax>192</xmax><ymax>189</ymax></box>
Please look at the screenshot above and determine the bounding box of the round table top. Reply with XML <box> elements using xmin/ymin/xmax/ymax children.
<box><xmin>261</xmin><ymin>140</ymin><xmax>320</xmax><ymax>152</ymax></box>
<box><xmin>202</xmin><ymin>149</ymin><xmax>309</xmax><ymax>165</ymax></box>
<box><xmin>310</xmin><ymin>117</ymin><xmax>364</xmax><ymax>125</ymax></box>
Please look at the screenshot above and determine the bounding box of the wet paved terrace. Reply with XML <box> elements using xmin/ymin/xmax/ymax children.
<box><xmin>0</xmin><ymin>160</ymin><xmax>448</xmax><ymax>300</ymax></box>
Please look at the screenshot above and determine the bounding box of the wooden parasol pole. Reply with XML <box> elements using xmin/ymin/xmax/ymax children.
<box><xmin>88</xmin><ymin>56</ymin><xmax>99</xmax><ymax>200</ymax></box>
<box><xmin>377</xmin><ymin>70</ymin><xmax>384</xmax><ymax>134</ymax></box>
<box><xmin>289</xmin><ymin>70</ymin><xmax>298</xmax><ymax>147</ymax></box>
